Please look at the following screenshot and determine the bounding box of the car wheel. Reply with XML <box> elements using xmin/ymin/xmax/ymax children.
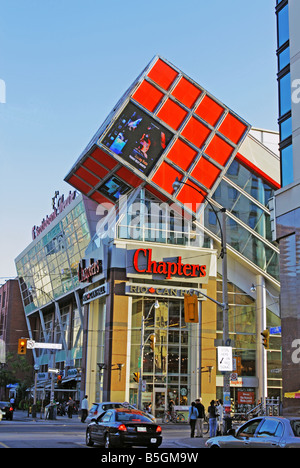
<box><xmin>104</xmin><ymin>433</ymin><xmax>111</xmax><ymax>449</ymax></box>
<box><xmin>86</xmin><ymin>429</ymin><xmax>94</xmax><ymax>447</ymax></box>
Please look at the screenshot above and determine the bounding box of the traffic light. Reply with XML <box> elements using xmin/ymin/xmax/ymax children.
<box><xmin>149</xmin><ymin>334</ymin><xmax>156</xmax><ymax>351</ymax></box>
<box><xmin>57</xmin><ymin>373</ymin><xmax>62</xmax><ymax>385</ymax></box>
<box><xmin>133</xmin><ymin>372</ymin><xmax>140</xmax><ymax>383</ymax></box>
<box><xmin>18</xmin><ymin>338</ymin><xmax>27</xmax><ymax>355</ymax></box>
<box><xmin>184</xmin><ymin>293</ymin><xmax>199</xmax><ymax>323</ymax></box>
<box><xmin>261</xmin><ymin>329</ymin><xmax>270</xmax><ymax>349</ymax></box>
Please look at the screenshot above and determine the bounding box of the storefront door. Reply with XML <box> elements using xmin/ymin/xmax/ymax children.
<box><xmin>154</xmin><ymin>388</ymin><xmax>167</xmax><ymax>419</ymax></box>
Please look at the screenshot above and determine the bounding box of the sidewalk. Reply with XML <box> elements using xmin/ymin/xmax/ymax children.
<box><xmin>12</xmin><ymin>409</ymin><xmax>83</xmax><ymax>423</ymax></box>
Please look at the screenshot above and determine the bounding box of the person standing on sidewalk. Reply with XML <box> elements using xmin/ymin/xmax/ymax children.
<box><xmin>67</xmin><ymin>396</ymin><xmax>74</xmax><ymax>419</ymax></box>
<box><xmin>195</xmin><ymin>398</ymin><xmax>205</xmax><ymax>437</ymax></box>
<box><xmin>188</xmin><ymin>401</ymin><xmax>198</xmax><ymax>438</ymax></box>
<box><xmin>81</xmin><ymin>395</ymin><xmax>89</xmax><ymax>423</ymax></box>
<box><xmin>208</xmin><ymin>400</ymin><xmax>217</xmax><ymax>437</ymax></box>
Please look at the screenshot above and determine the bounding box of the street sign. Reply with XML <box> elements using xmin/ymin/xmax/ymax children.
<box><xmin>26</xmin><ymin>340</ymin><xmax>62</xmax><ymax>350</ymax></box>
<box><xmin>269</xmin><ymin>326</ymin><xmax>281</xmax><ymax>335</ymax></box>
<box><xmin>217</xmin><ymin>346</ymin><xmax>233</xmax><ymax>372</ymax></box>
<box><xmin>48</xmin><ymin>368</ymin><xmax>60</xmax><ymax>374</ymax></box>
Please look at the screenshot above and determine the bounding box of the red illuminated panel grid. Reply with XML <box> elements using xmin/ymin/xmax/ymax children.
<box><xmin>219</xmin><ymin>113</ymin><xmax>248</xmax><ymax>144</ymax></box>
<box><xmin>115</xmin><ymin>167</ymin><xmax>142</xmax><ymax>187</ymax></box>
<box><xmin>205</xmin><ymin>135</ymin><xmax>234</xmax><ymax>167</ymax></box>
<box><xmin>195</xmin><ymin>95</ymin><xmax>224</xmax><ymax>127</ymax></box>
<box><xmin>176</xmin><ymin>179</ymin><xmax>207</xmax><ymax>212</ymax></box>
<box><xmin>90</xmin><ymin>191</ymin><xmax>112</xmax><ymax>205</ymax></box>
<box><xmin>190</xmin><ymin>157</ymin><xmax>221</xmax><ymax>190</ymax></box>
<box><xmin>74</xmin><ymin>167</ymin><xmax>100</xmax><ymax>187</ymax></box>
<box><xmin>166</xmin><ymin>139</ymin><xmax>198</xmax><ymax>172</ymax></box>
<box><xmin>157</xmin><ymin>99</ymin><xmax>188</xmax><ymax>131</ymax></box>
<box><xmin>132</xmin><ymin>80</ymin><xmax>164</xmax><ymax>113</ymax></box>
<box><xmin>91</xmin><ymin>147</ymin><xmax>119</xmax><ymax>170</ymax></box>
<box><xmin>171</xmin><ymin>76</ymin><xmax>202</xmax><ymax>109</ymax></box>
<box><xmin>83</xmin><ymin>157</ymin><xmax>109</xmax><ymax>179</ymax></box>
<box><xmin>151</xmin><ymin>162</ymin><xmax>183</xmax><ymax>196</ymax></box>
<box><xmin>147</xmin><ymin>58</ymin><xmax>179</xmax><ymax>91</ymax></box>
<box><xmin>68</xmin><ymin>175</ymin><xmax>92</xmax><ymax>195</ymax></box>
<box><xmin>181</xmin><ymin>116</ymin><xmax>211</xmax><ymax>149</ymax></box>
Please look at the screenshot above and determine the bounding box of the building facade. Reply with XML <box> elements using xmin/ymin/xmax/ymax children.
<box><xmin>275</xmin><ymin>0</ymin><xmax>300</xmax><ymax>414</ymax></box>
<box><xmin>15</xmin><ymin>191</ymin><xmax>98</xmax><ymax>403</ymax></box>
<box><xmin>65</xmin><ymin>57</ymin><xmax>282</xmax><ymax>417</ymax></box>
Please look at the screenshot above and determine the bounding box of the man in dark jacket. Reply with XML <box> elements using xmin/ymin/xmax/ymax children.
<box><xmin>195</xmin><ymin>398</ymin><xmax>205</xmax><ymax>437</ymax></box>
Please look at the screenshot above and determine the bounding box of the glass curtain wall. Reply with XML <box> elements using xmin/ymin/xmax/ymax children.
<box><xmin>130</xmin><ymin>297</ymin><xmax>191</xmax><ymax>408</ymax></box>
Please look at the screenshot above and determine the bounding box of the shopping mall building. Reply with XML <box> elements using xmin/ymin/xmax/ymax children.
<box><xmin>16</xmin><ymin>57</ymin><xmax>282</xmax><ymax>417</ymax></box>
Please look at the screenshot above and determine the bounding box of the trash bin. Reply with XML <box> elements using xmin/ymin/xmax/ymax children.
<box><xmin>32</xmin><ymin>404</ymin><xmax>37</xmax><ymax>418</ymax></box>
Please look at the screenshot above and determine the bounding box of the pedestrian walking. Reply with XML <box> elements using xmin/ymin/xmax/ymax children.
<box><xmin>81</xmin><ymin>395</ymin><xmax>89</xmax><ymax>423</ymax></box>
<box><xmin>208</xmin><ymin>400</ymin><xmax>217</xmax><ymax>437</ymax></box>
<box><xmin>188</xmin><ymin>401</ymin><xmax>198</xmax><ymax>438</ymax></box>
<box><xmin>195</xmin><ymin>398</ymin><xmax>205</xmax><ymax>437</ymax></box>
<box><xmin>67</xmin><ymin>396</ymin><xmax>74</xmax><ymax>419</ymax></box>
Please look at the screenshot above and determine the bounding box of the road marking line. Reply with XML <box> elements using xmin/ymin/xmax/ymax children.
<box><xmin>0</xmin><ymin>442</ymin><xmax>10</xmax><ymax>448</ymax></box>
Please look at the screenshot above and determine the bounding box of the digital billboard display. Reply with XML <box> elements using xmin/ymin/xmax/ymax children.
<box><xmin>98</xmin><ymin>175</ymin><xmax>131</xmax><ymax>202</ymax></box>
<box><xmin>102</xmin><ymin>101</ymin><xmax>174</xmax><ymax>176</ymax></box>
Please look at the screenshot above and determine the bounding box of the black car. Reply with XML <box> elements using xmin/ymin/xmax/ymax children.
<box><xmin>0</xmin><ymin>402</ymin><xmax>14</xmax><ymax>421</ymax></box>
<box><xmin>86</xmin><ymin>408</ymin><xmax>162</xmax><ymax>448</ymax></box>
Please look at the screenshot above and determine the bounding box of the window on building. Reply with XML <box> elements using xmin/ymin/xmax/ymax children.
<box><xmin>277</xmin><ymin>3</ymin><xmax>289</xmax><ymax>48</ymax></box>
<box><xmin>281</xmin><ymin>144</ymin><xmax>294</xmax><ymax>186</ymax></box>
<box><xmin>279</xmin><ymin>71</ymin><xmax>292</xmax><ymax>117</ymax></box>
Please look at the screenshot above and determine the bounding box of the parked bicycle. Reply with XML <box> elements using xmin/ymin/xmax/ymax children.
<box><xmin>162</xmin><ymin>410</ymin><xmax>186</xmax><ymax>423</ymax></box>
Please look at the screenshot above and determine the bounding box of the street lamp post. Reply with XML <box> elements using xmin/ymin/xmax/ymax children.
<box><xmin>172</xmin><ymin>178</ymin><xmax>231</xmax><ymax>424</ymax></box>
<box><xmin>138</xmin><ymin>300</ymin><xmax>159</xmax><ymax>410</ymax></box>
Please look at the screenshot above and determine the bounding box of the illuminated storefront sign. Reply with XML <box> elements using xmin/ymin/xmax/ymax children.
<box><xmin>125</xmin><ymin>282</ymin><xmax>207</xmax><ymax>300</ymax></box>
<box><xmin>32</xmin><ymin>190</ymin><xmax>77</xmax><ymax>240</ymax></box>
<box><xmin>132</xmin><ymin>248</ymin><xmax>206</xmax><ymax>280</ymax></box>
<box><xmin>78</xmin><ymin>258</ymin><xmax>103</xmax><ymax>282</ymax></box>
<box><xmin>82</xmin><ymin>283</ymin><xmax>109</xmax><ymax>304</ymax></box>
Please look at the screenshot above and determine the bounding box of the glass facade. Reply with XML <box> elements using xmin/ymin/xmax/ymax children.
<box><xmin>276</xmin><ymin>0</ymin><xmax>293</xmax><ymax>187</ymax></box>
<box><xmin>16</xmin><ymin>199</ymin><xmax>91</xmax><ymax>314</ymax></box>
<box><xmin>130</xmin><ymin>297</ymin><xmax>192</xmax><ymax>414</ymax></box>
<box><xmin>207</xmin><ymin>158</ymin><xmax>279</xmax><ymax>281</ymax></box>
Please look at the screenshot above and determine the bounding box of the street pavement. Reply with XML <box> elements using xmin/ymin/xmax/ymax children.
<box><xmin>8</xmin><ymin>410</ymin><xmax>209</xmax><ymax>448</ymax></box>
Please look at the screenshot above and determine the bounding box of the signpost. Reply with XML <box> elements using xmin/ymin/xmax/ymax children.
<box><xmin>26</xmin><ymin>340</ymin><xmax>62</xmax><ymax>350</ymax></box>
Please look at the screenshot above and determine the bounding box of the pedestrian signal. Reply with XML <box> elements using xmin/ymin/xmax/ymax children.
<box><xmin>261</xmin><ymin>329</ymin><xmax>270</xmax><ymax>349</ymax></box>
<box><xmin>184</xmin><ymin>294</ymin><xmax>199</xmax><ymax>323</ymax></box>
<box><xmin>18</xmin><ymin>338</ymin><xmax>27</xmax><ymax>355</ymax></box>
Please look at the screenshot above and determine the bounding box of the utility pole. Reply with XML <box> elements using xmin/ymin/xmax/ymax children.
<box><xmin>221</xmin><ymin>208</ymin><xmax>231</xmax><ymax>427</ymax></box>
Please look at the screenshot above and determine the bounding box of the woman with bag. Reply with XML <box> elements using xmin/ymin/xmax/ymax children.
<box><xmin>188</xmin><ymin>401</ymin><xmax>198</xmax><ymax>438</ymax></box>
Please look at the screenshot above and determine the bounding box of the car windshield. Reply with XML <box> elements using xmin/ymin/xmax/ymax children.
<box><xmin>290</xmin><ymin>420</ymin><xmax>300</xmax><ymax>437</ymax></box>
<box><xmin>116</xmin><ymin>411</ymin><xmax>152</xmax><ymax>423</ymax></box>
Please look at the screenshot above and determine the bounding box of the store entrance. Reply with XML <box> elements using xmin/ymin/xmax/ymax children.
<box><xmin>153</xmin><ymin>388</ymin><xmax>167</xmax><ymax>420</ymax></box>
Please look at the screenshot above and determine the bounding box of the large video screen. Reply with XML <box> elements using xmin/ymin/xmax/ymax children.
<box><xmin>102</xmin><ymin>101</ymin><xmax>173</xmax><ymax>176</ymax></box>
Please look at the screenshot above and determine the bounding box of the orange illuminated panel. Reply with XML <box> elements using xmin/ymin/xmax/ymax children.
<box><xmin>176</xmin><ymin>179</ymin><xmax>207</xmax><ymax>211</ymax></box>
<box><xmin>115</xmin><ymin>167</ymin><xmax>142</xmax><ymax>187</ymax></box>
<box><xmin>75</xmin><ymin>167</ymin><xmax>99</xmax><ymax>187</ymax></box>
<box><xmin>151</xmin><ymin>162</ymin><xmax>183</xmax><ymax>195</ymax></box>
<box><xmin>171</xmin><ymin>77</ymin><xmax>202</xmax><ymax>109</ymax></box>
<box><xmin>91</xmin><ymin>147</ymin><xmax>119</xmax><ymax>170</ymax></box>
<box><xmin>83</xmin><ymin>157</ymin><xmax>109</xmax><ymax>179</ymax></box>
<box><xmin>147</xmin><ymin>58</ymin><xmax>179</xmax><ymax>91</ymax></box>
<box><xmin>195</xmin><ymin>95</ymin><xmax>224</xmax><ymax>126</ymax></box>
<box><xmin>166</xmin><ymin>139</ymin><xmax>198</xmax><ymax>172</ymax></box>
<box><xmin>132</xmin><ymin>80</ymin><xmax>164</xmax><ymax>112</ymax></box>
<box><xmin>190</xmin><ymin>157</ymin><xmax>221</xmax><ymax>189</ymax></box>
<box><xmin>205</xmin><ymin>135</ymin><xmax>234</xmax><ymax>166</ymax></box>
<box><xmin>157</xmin><ymin>99</ymin><xmax>188</xmax><ymax>131</ymax></box>
<box><xmin>68</xmin><ymin>175</ymin><xmax>91</xmax><ymax>195</ymax></box>
<box><xmin>181</xmin><ymin>116</ymin><xmax>211</xmax><ymax>148</ymax></box>
<box><xmin>219</xmin><ymin>113</ymin><xmax>247</xmax><ymax>144</ymax></box>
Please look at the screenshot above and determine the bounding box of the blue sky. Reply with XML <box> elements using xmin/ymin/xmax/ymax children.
<box><xmin>0</xmin><ymin>0</ymin><xmax>278</xmax><ymax>283</ymax></box>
